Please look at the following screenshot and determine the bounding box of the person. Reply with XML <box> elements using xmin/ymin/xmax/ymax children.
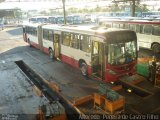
<box><xmin>125</xmin><ymin>49</ymin><xmax>132</xmax><ymax>63</ymax></box>
<box><xmin>148</xmin><ymin>56</ymin><xmax>157</xmax><ymax>84</ymax></box>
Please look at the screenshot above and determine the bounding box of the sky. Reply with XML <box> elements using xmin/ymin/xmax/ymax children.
<box><xmin>0</xmin><ymin>2</ymin><xmax>60</xmax><ymax>10</ymax></box>
<box><xmin>0</xmin><ymin>1</ymin><xmax>113</xmax><ymax>10</ymax></box>
<box><xmin>0</xmin><ymin>0</ymin><xmax>159</xmax><ymax>11</ymax></box>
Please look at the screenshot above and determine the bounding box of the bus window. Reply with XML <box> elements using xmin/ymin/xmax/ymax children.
<box><xmin>143</xmin><ymin>25</ymin><xmax>152</xmax><ymax>34</ymax></box>
<box><xmin>129</xmin><ymin>24</ymin><xmax>136</xmax><ymax>31</ymax></box>
<box><xmin>27</xmin><ymin>27</ymin><xmax>30</xmax><ymax>34</ymax></box>
<box><xmin>43</xmin><ymin>30</ymin><xmax>49</xmax><ymax>40</ymax></box>
<box><xmin>27</xmin><ymin>27</ymin><xmax>31</xmax><ymax>34</ymax></box>
<box><xmin>136</xmin><ymin>25</ymin><xmax>143</xmax><ymax>33</ymax></box>
<box><xmin>70</xmin><ymin>34</ymin><xmax>79</xmax><ymax>49</ymax></box>
<box><xmin>48</xmin><ymin>30</ymin><xmax>53</xmax><ymax>41</ymax></box>
<box><xmin>119</xmin><ymin>24</ymin><xmax>124</xmax><ymax>29</ymax></box>
<box><xmin>54</xmin><ymin>34</ymin><xmax>59</xmax><ymax>42</ymax></box>
<box><xmin>62</xmin><ymin>32</ymin><xmax>71</xmax><ymax>46</ymax></box>
<box><xmin>105</xmin><ymin>23</ymin><xmax>112</xmax><ymax>28</ymax></box>
<box><xmin>93</xmin><ymin>41</ymin><xmax>98</xmax><ymax>54</ymax></box>
<box><xmin>153</xmin><ymin>26</ymin><xmax>160</xmax><ymax>36</ymax></box>
<box><xmin>80</xmin><ymin>35</ymin><xmax>91</xmax><ymax>53</ymax></box>
<box><xmin>33</xmin><ymin>28</ymin><xmax>37</xmax><ymax>36</ymax></box>
<box><xmin>70</xmin><ymin>34</ymin><xmax>74</xmax><ymax>47</ymax></box>
<box><xmin>113</xmin><ymin>23</ymin><xmax>119</xmax><ymax>28</ymax></box>
<box><xmin>108</xmin><ymin>41</ymin><xmax>136</xmax><ymax>65</ymax></box>
<box><xmin>28</xmin><ymin>27</ymin><xmax>36</xmax><ymax>36</ymax></box>
<box><xmin>124</xmin><ymin>24</ymin><xmax>129</xmax><ymax>29</ymax></box>
<box><xmin>31</xmin><ymin>28</ymin><xmax>34</xmax><ymax>35</ymax></box>
<box><xmin>136</xmin><ymin>25</ymin><xmax>141</xmax><ymax>33</ymax></box>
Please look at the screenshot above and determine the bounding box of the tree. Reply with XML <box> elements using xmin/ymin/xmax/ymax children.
<box><xmin>0</xmin><ymin>0</ymin><xmax>5</xmax><ymax>3</ymax></box>
<box><xmin>13</xmin><ymin>7</ymin><xmax>22</xmax><ymax>19</ymax></box>
<box><xmin>110</xmin><ymin>4</ymin><xmax>121</xmax><ymax>12</ymax></box>
<box><xmin>141</xmin><ymin>4</ymin><xmax>149</xmax><ymax>12</ymax></box>
<box><xmin>95</xmin><ymin>5</ymin><xmax>101</xmax><ymax>12</ymax></box>
<box><xmin>68</xmin><ymin>7</ymin><xmax>78</xmax><ymax>14</ymax></box>
<box><xmin>39</xmin><ymin>10</ymin><xmax>48</xmax><ymax>15</ymax></box>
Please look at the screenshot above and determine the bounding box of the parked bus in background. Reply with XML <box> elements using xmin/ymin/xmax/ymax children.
<box><xmin>56</xmin><ymin>16</ymin><xmax>64</xmax><ymax>24</ymax></box>
<box><xmin>29</xmin><ymin>16</ymin><xmax>48</xmax><ymax>23</ymax></box>
<box><xmin>48</xmin><ymin>16</ymin><xmax>57</xmax><ymax>24</ymax></box>
<box><xmin>23</xmin><ymin>23</ymin><xmax>137</xmax><ymax>82</ymax></box>
<box><xmin>66</xmin><ymin>15</ymin><xmax>83</xmax><ymax>25</ymax></box>
<box><xmin>72</xmin><ymin>15</ymin><xmax>83</xmax><ymax>24</ymax></box>
<box><xmin>99</xmin><ymin>19</ymin><xmax>160</xmax><ymax>54</ymax></box>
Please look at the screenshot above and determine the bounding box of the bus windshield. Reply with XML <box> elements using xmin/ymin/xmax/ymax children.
<box><xmin>108</xmin><ymin>41</ymin><xmax>136</xmax><ymax>65</ymax></box>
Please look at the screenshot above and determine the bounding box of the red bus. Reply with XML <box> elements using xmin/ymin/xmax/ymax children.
<box><xmin>23</xmin><ymin>23</ymin><xmax>137</xmax><ymax>82</ymax></box>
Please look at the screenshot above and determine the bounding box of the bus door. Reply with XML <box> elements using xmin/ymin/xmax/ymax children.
<box><xmin>54</xmin><ymin>33</ymin><xmax>60</xmax><ymax>59</ymax></box>
<box><xmin>92</xmin><ymin>41</ymin><xmax>105</xmax><ymax>79</ymax></box>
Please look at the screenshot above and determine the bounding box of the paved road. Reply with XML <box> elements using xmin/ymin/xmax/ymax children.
<box><xmin>0</xmin><ymin>28</ymin><xmax>41</xmax><ymax>118</ymax></box>
<box><xmin>0</xmin><ymin>27</ymin><xmax>100</xmax><ymax>112</ymax></box>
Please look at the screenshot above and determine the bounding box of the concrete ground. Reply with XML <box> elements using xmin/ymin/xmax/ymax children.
<box><xmin>0</xmin><ymin>27</ymin><xmax>65</xmax><ymax>119</ymax></box>
<box><xmin>0</xmin><ymin>27</ymin><xmax>160</xmax><ymax>118</ymax></box>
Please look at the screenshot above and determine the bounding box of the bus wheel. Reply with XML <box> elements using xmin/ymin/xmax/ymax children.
<box><xmin>152</xmin><ymin>43</ymin><xmax>160</xmax><ymax>54</ymax></box>
<box><xmin>80</xmin><ymin>62</ymin><xmax>88</xmax><ymax>76</ymax></box>
<box><xmin>49</xmin><ymin>49</ymin><xmax>54</xmax><ymax>59</ymax></box>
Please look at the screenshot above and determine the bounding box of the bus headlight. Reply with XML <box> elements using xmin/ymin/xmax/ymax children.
<box><xmin>109</xmin><ymin>70</ymin><xmax>117</xmax><ymax>75</ymax></box>
<box><xmin>119</xmin><ymin>58</ymin><xmax>125</xmax><ymax>64</ymax></box>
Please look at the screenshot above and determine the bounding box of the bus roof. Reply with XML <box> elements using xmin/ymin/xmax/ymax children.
<box><xmin>42</xmin><ymin>24</ymin><xmax>136</xmax><ymax>43</ymax></box>
<box><xmin>42</xmin><ymin>24</ymin><xmax>132</xmax><ymax>35</ymax></box>
<box><xmin>100</xmin><ymin>19</ymin><xmax>160</xmax><ymax>25</ymax></box>
<box><xmin>23</xmin><ymin>23</ymin><xmax>136</xmax><ymax>43</ymax></box>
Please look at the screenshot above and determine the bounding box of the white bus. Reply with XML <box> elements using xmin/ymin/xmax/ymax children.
<box><xmin>99</xmin><ymin>19</ymin><xmax>160</xmax><ymax>54</ymax></box>
<box><xmin>23</xmin><ymin>23</ymin><xmax>137</xmax><ymax>82</ymax></box>
<box><xmin>29</xmin><ymin>16</ymin><xmax>49</xmax><ymax>23</ymax></box>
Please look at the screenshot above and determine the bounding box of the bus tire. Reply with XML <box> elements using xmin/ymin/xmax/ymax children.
<box><xmin>152</xmin><ymin>43</ymin><xmax>160</xmax><ymax>54</ymax></box>
<box><xmin>80</xmin><ymin>62</ymin><xmax>88</xmax><ymax>76</ymax></box>
<box><xmin>49</xmin><ymin>48</ymin><xmax>54</xmax><ymax>59</ymax></box>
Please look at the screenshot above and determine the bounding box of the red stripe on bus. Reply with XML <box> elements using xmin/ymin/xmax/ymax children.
<box><xmin>61</xmin><ymin>54</ymin><xmax>79</xmax><ymax>68</ymax></box>
<box><xmin>30</xmin><ymin>41</ymin><xmax>39</xmax><ymax>49</ymax></box>
<box><xmin>87</xmin><ymin>66</ymin><xmax>92</xmax><ymax>75</ymax></box>
<box><xmin>43</xmin><ymin>47</ymin><xmax>49</xmax><ymax>54</ymax></box>
<box><xmin>61</xmin><ymin>54</ymin><xmax>92</xmax><ymax>75</ymax></box>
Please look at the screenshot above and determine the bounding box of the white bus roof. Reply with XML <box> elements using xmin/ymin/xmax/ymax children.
<box><xmin>23</xmin><ymin>23</ymin><xmax>136</xmax><ymax>43</ymax></box>
<box><xmin>42</xmin><ymin>24</ymin><xmax>129</xmax><ymax>35</ymax></box>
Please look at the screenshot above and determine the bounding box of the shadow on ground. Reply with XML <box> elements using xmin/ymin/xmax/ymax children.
<box><xmin>6</xmin><ymin>27</ymin><xmax>22</xmax><ymax>36</ymax></box>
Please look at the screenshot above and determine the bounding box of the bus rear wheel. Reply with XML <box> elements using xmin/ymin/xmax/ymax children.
<box><xmin>49</xmin><ymin>48</ymin><xmax>54</xmax><ymax>59</ymax></box>
<box><xmin>80</xmin><ymin>62</ymin><xmax>88</xmax><ymax>76</ymax></box>
<box><xmin>152</xmin><ymin>43</ymin><xmax>160</xmax><ymax>54</ymax></box>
